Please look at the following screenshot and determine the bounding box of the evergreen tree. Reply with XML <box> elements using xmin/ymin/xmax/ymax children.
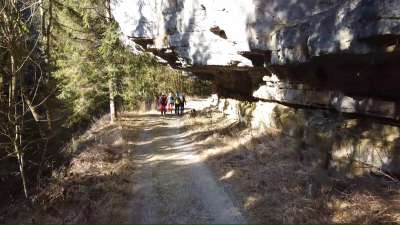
<box><xmin>0</xmin><ymin>0</ymin><xmax>211</xmax><ymax>199</ymax></box>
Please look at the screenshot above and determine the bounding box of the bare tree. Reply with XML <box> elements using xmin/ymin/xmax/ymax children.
<box><xmin>0</xmin><ymin>0</ymin><xmax>51</xmax><ymax>198</ymax></box>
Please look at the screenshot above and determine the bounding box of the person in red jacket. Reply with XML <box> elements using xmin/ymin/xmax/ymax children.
<box><xmin>159</xmin><ymin>93</ymin><xmax>168</xmax><ymax>116</ymax></box>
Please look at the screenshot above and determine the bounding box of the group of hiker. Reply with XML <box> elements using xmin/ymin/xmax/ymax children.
<box><xmin>158</xmin><ymin>92</ymin><xmax>186</xmax><ymax>116</ymax></box>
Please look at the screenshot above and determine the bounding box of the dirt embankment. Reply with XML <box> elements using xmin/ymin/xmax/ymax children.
<box><xmin>183</xmin><ymin>108</ymin><xmax>400</xmax><ymax>224</ymax></box>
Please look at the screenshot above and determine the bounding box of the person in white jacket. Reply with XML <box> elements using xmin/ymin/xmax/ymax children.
<box><xmin>167</xmin><ymin>92</ymin><xmax>175</xmax><ymax>114</ymax></box>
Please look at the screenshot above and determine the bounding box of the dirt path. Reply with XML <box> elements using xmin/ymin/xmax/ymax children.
<box><xmin>128</xmin><ymin>114</ymin><xmax>246</xmax><ymax>224</ymax></box>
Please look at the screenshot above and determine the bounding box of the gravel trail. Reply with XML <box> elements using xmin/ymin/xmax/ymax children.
<box><xmin>128</xmin><ymin>110</ymin><xmax>246</xmax><ymax>224</ymax></box>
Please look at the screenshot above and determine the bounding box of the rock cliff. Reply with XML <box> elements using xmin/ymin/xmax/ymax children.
<box><xmin>112</xmin><ymin>0</ymin><xmax>400</xmax><ymax>175</ymax></box>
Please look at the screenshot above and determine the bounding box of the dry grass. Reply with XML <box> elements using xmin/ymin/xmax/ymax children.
<box><xmin>2</xmin><ymin>109</ymin><xmax>399</xmax><ymax>224</ymax></box>
<box><xmin>1</xmin><ymin>118</ymin><xmax>137</xmax><ymax>224</ymax></box>
<box><xmin>183</xmin><ymin>109</ymin><xmax>400</xmax><ymax>224</ymax></box>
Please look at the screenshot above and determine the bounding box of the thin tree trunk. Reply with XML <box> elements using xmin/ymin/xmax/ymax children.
<box><xmin>106</xmin><ymin>0</ymin><xmax>116</xmax><ymax>123</ymax></box>
<box><xmin>25</xmin><ymin>98</ymin><xmax>41</xmax><ymax>121</ymax></box>
<box><xmin>45</xmin><ymin>0</ymin><xmax>54</xmax><ymax>130</ymax></box>
<box><xmin>46</xmin><ymin>0</ymin><xmax>52</xmax><ymax>62</ymax></box>
<box><xmin>109</xmin><ymin>79</ymin><xmax>115</xmax><ymax>123</ymax></box>
<box><xmin>16</xmin><ymin>138</ymin><xmax>28</xmax><ymax>198</ymax></box>
<box><xmin>36</xmin><ymin>0</ymin><xmax>53</xmax><ymax>185</ymax></box>
<box><xmin>11</xmin><ymin>51</ymin><xmax>29</xmax><ymax>198</ymax></box>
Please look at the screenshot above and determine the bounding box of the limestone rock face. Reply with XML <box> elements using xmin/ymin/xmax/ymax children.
<box><xmin>253</xmin><ymin>75</ymin><xmax>399</xmax><ymax>120</ymax></box>
<box><xmin>112</xmin><ymin>0</ymin><xmax>254</xmax><ymax>67</ymax></box>
<box><xmin>216</xmin><ymin>98</ymin><xmax>400</xmax><ymax>176</ymax></box>
<box><xmin>112</xmin><ymin>0</ymin><xmax>400</xmax><ymax>66</ymax></box>
<box><xmin>112</xmin><ymin>0</ymin><xmax>400</xmax><ymax>174</ymax></box>
<box><xmin>112</xmin><ymin>0</ymin><xmax>400</xmax><ymax>116</ymax></box>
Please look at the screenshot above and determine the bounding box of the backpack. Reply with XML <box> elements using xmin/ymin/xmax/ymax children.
<box><xmin>160</xmin><ymin>95</ymin><xmax>167</xmax><ymax>105</ymax></box>
<box><xmin>175</xmin><ymin>97</ymin><xmax>181</xmax><ymax>105</ymax></box>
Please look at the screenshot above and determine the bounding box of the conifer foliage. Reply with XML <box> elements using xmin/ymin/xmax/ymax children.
<box><xmin>0</xmin><ymin>0</ymin><xmax>211</xmax><ymax>200</ymax></box>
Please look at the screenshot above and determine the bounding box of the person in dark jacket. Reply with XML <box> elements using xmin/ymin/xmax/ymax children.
<box><xmin>174</xmin><ymin>92</ymin><xmax>181</xmax><ymax>115</ymax></box>
<box><xmin>179</xmin><ymin>94</ymin><xmax>186</xmax><ymax>115</ymax></box>
<box><xmin>159</xmin><ymin>93</ymin><xmax>168</xmax><ymax>116</ymax></box>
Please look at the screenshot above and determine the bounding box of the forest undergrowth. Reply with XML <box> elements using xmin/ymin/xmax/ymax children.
<box><xmin>1</xmin><ymin>115</ymin><xmax>138</xmax><ymax>224</ymax></box>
